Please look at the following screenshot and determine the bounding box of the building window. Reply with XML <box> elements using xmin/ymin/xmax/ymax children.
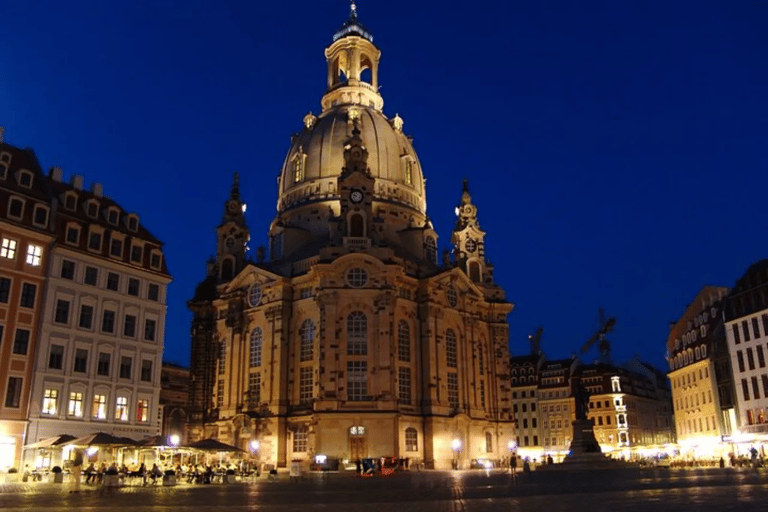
<box><xmin>446</xmin><ymin>286</ymin><xmax>457</xmax><ymax>307</ymax></box>
<box><xmin>110</xmin><ymin>239</ymin><xmax>122</xmax><ymax>257</ymax></box>
<box><xmin>346</xmin><ymin>268</ymin><xmax>368</xmax><ymax>288</ymax></box>
<box><xmin>293</xmin><ymin>155</ymin><xmax>304</xmax><ymax>183</ymax></box>
<box><xmin>753</xmin><ymin>376</ymin><xmax>761</xmax><ymax>400</ymax></box>
<box><xmin>300</xmin><ymin>320</ymin><xmax>314</xmax><ymax>362</ymax></box>
<box><xmin>84</xmin><ymin>266</ymin><xmax>98</xmax><ymax>286</ymax></box>
<box><xmin>398</xmin><ymin>320</ymin><xmax>410</xmax><ymax>362</ymax></box>
<box><xmin>734</xmin><ymin>325</ymin><xmax>741</xmax><ymax>344</ymax></box>
<box><xmin>68</xmin><ymin>391</ymin><xmax>84</xmax><ymax>417</ymax></box>
<box><xmin>753</xmin><ymin>317</ymin><xmax>761</xmax><ymax>339</ymax></box>
<box><xmin>141</xmin><ymin>360</ymin><xmax>153</xmax><ymax>382</ymax></box>
<box><xmin>150</xmin><ymin>252</ymin><xmax>162</xmax><ymax>269</ymax></box>
<box><xmin>398</xmin><ymin>367</ymin><xmax>411</xmax><ymax>404</ymax></box>
<box><xmin>758</xmin><ymin>345</ymin><xmax>766</xmax><ymax>368</ymax></box>
<box><xmin>92</xmin><ymin>394</ymin><xmax>107</xmax><ymax>419</ymax></box>
<box><xmin>742</xmin><ymin>378</ymin><xmax>750</xmax><ymax>401</ymax></box>
<box><xmin>447</xmin><ymin>372</ymin><xmax>459</xmax><ymax>408</ymax></box>
<box><xmin>65</xmin><ymin>226</ymin><xmax>79</xmax><ymax>244</ymax></box>
<box><xmin>20</xmin><ymin>283</ymin><xmax>36</xmax><ymax>308</ymax></box>
<box><xmin>425</xmin><ymin>236</ymin><xmax>436</xmax><ymax>263</ymax></box>
<box><xmin>74</xmin><ymin>349</ymin><xmax>88</xmax><ymax>373</ymax></box>
<box><xmin>217</xmin><ymin>380</ymin><xmax>224</xmax><ymax>408</ymax></box>
<box><xmin>88</xmin><ymin>231</ymin><xmax>102</xmax><ymax>251</ymax></box>
<box><xmin>8</xmin><ymin>197</ymin><xmax>23</xmax><ymax>219</ymax></box>
<box><xmin>485</xmin><ymin>432</ymin><xmax>493</xmax><ymax>453</ymax></box>
<box><xmin>87</xmin><ymin>202</ymin><xmax>98</xmax><ymax>218</ymax></box>
<box><xmin>248</xmin><ymin>328</ymin><xmax>262</xmax><ymax>367</ymax></box>
<box><xmin>405</xmin><ymin>428</ymin><xmax>418</xmax><ymax>451</ymax></box>
<box><xmin>1</xmin><ymin>238</ymin><xmax>17</xmax><ymax>259</ymax></box>
<box><xmin>115</xmin><ymin>396</ymin><xmax>128</xmax><ymax>421</ymax></box>
<box><xmin>748</xmin><ymin>348</ymin><xmax>756</xmax><ymax>371</ymax></box>
<box><xmin>13</xmin><ymin>329</ymin><xmax>29</xmax><ymax>355</ymax></box>
<box><xmin>293</xmin><ymin>426</ymin><xmax>308</xmax><ymax>452</ymax></box>
<box><xmin>445</xmin><ymin>329</ymin><xmax>457</xmax><ymax>368</ymax></box>
<box><xmin>33</xmin><ymin>205</ymin><xmax>48</xmax><ymax>226</ymax></box>
<box><xmin>18</xmin><ymin>171</ymin><xmax>33</xmax><ymax>188</ymax></box>
<box><xmin>102</xmin><ymin>310</ymin><xmax>115</xmax><ymax>333</ymax></box>
<box><xmin>248</xmin><ymin>373</ymin><xmax>260</xmax><ymax>405</ymax></box>
<box><xmin>128</xmin><ymin>216</ymin><xmax>138</xmax><ymax>232</ymax></box>
<box><xmin>738</xmin><ymin>351</ymin><xmax>745</xmax><ymax>373</ymax></box>
<box><xmin>144</xmin><ymin>319</ymin><xmax>156</xmax><ymax>341</ymax></box>
<box><xmin>107</xmin><ymin>209</ymin><xmax>119</xmax><ymax>225</ymax></box>
<box><xmin>25</xmin><ymin>244</ymin><xmax>42</xmax><ymax>266</ymax></box>
<box><xmin>478</xmin><ymin>346</ymin><xmax>484</xmax><ymax>374</ymax></box>
<box><xmin>48</xmin><ymin>344</ymin><xmax>64</xmax><ymax>370</ymax></box>
<box><xmin>148</xmin><ymin>283</ymin><xmax>159</xmax><ymax>301</ymax></box>
<box><xmin>248</xmin><ymin>283</ymin><xmax>262</xmax><ymax>307</ymax></box>
<box><xmin>79</xmin><ymin>304</ymin><xmax>94</xmax><ymax>329</ymax></box>
<box><xmin>106</xmin><ymin>272</ymin><xmax>119</xmax><ymax>291</ymax></box>
<box><xmin>405</xmin><ymin>159</ymin><xmax>413</xmax><ymax>185</ymax></box>
<box><xmin>137</xmin><ymin>399</ymin><xmax>149</xmax><ymax>422</ymax></box>
<box><xmin>54</xmin><ymin>299</ymin><xmax>70</xmax><ymax>324</ymax></box>
<box><xmin>347</xmin><ymin>311</ymin><xmax>367</xmax><ymax>355</ymax></box>
<box><xmin>60</xmin><ymin>260</ymin><xmax>75</xmax><ymax>280</ymax></box>
<box><xmin>5</xmin><ymin>377</ymin><xmax>22</xmax><ymax>408</ymax></box>
<box><xmin>0</xmin><ymin>277</ymin><xmax>10</xmax><ymax>302</ymax></box>
<box><xmin>120</xmin><ymin>356</ymin><xmax>132</xmax><ymax>379</ymax></box>
<box><xmin>480</xmin><ymin>382</ymin><xmax>486</xmax><ymax>409</ymax></box>
<box><xmin>97</xmin><ymin>353</ymin><xmax>111</xmax><ymax>376</ymax></box>
<box><xmin>131</xmin><ymin>245</ymin><xmax>142</xmax><ymax>263</ymax></box>
<box><xmin>299</xmin><ymin>367</ymin><xmax>313</xmax><ymax>404</ymax></box>
<box><xmin>42</xmin><ymin>389</ymin><xmax>58</xmax><ymax>415</ymax></box>
<box><xmin>123</xmin><ymin>314</ymin><xmax>136</xmax><ymax>337</ymax></box>
<box><xmin>347</xmin><ymin>361</ymin><xmax>368</xmax><ymax>401</ymax></box>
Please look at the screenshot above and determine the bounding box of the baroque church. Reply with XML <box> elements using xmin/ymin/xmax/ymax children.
<box><xmin>187</xmin><ymin>7</ymin><xmax>516</xmax><ymax>470</ymax></box>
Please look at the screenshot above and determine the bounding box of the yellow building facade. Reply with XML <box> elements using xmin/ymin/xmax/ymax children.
<box><xmin>187</xmin><ymin>9</ymin><xmax>515</xmax><ymax>470</ymax></box>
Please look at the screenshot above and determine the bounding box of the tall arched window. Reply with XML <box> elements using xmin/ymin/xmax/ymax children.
<box><xmin>347</xmin><ymin>311</ymin><xmax>367</xmax><ymax>355</ymax></box>
<box><xmin>218</xmin><ymin>341</ymin><xmax>226</xmax><ymax>374</ymax></box>
<box><xmin>350</xmin><ymin>214</ymin><xmax>364</xmax><ymax>237</ymax></box>
<box><xmin>468</xmin><ymin>261</ymin><xmax>480</xmax><ymax>282</ymax></box>
<box><xmin>300</xmin><ymin>319</ymin><xmax>315</xmax><ymax>362</ymax></box>
<box><xmin>250</xmin><ymin>328</ymin><xmax>263</xmax><ymax>367</ymax></box>
<box><xmin>446</xmin><ymin>329</ymin><xmax>457</xmax><ymax>368</ymax></box>
<box><xmin>425</xmin><ymin>236</ymin><xmax>436</xmax><ymax>263</ymax></box>
<box><xmin>405</xmin><ymin>427</ymin><xmax>418</xmax><ymax>451</ymax></box>
<box><xmin>485</xmin><ymin>432</ymin><xmax>493</xmax><ymax>453</ymax></box>
<box><xmin>398</xmin><ymin>320</ymin><xmax>410</xmax><ymax>362</ymax></box>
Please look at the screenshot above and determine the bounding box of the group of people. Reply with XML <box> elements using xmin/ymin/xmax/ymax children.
<box><xmin>81</xmin><ymin>461</ymin><xmax>166</xmax><ymax>485</ymax></box>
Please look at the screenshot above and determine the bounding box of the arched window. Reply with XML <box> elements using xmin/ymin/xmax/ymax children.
<box><xmin>250</xmin><ymin>328</ymin><xmax>263</xmax><ymax>367</ymax></box>
<box><xmin>221</xmin><ymin>258</ymin><xmax>233</xmax><ymax>281</ymax></box>
<box><xmin>485</xmin><ymin>432</ymin><xmax>493</xmax><ymax>453</ymax></box>
<box><xmin>425</xmin><ymin>236</ymin><xmax>436</xmax><ymax>263</ymax></box>
<box><xmin>398</xmin><ymin>320</ymin><xmax>410</xmax><ymax>362</ymax></box>
<box><xmin>445</xmin><ymin>329</ymin><xmax>457</xmax><ymax>368</ymax></box>
<box><xmin>350</xmin><ymin>214</ymin><xmax>364</xmax><ymax>237</ymax></box>
<box><xmin>293</xmin><ymin>154</ymin><xmax>304</xmax><ymax>183</ymax></box>
<box><xmin>300</xmin><ymin>319</ymin><xmax>314</xmax><ymax>362</ymax></box>
<box><xmin>468</xmin><ymin>261</ymin><xmax>481</xmax><ymax>282</ymax></box>
<box><xmin>347</xmin><ymin>311</ymin><xmax>367</xmax><ymax>355</ymax></box>
<box><xmin>478</xmin><ymin>345</ymin><xmax>484</xmax><ymax>374</ymax></box>
<box><xmin>293</xmin><ymin>426</ymin><xmax>308</xmax><ymax>452</ymax></box>
<box><xmin>405</xmin><ymin>159</ymin><xmax>413</xmax><ymax>185</ymax></box>
<box><xmin>405</xmin><ymin>427</ymin><xmax>418</xmax><ymax>451</ymax></box>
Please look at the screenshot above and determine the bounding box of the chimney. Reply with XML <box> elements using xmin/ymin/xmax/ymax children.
<box><xmin>71</xmin><ymin>174</ymin><xmax>84</xmax><ymax>190</ymax></box>
<box><xmin>92</xmin><ymin>182</ymin><xmax>103</xmax><ymax>198</ymax></box>
<box><xmin>49</xmin><ymin>166</ymin><xmax>63</xmax><ymax>182</ymax></box>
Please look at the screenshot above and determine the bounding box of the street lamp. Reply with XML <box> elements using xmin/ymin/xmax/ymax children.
<box><xmin>249</xmin><ymin>440</ymin><xmax>260</xmax><ymax>452</ymax></box>
<box><xmin>451</xmin><ymin>438</ymin><xmax>462</xmax><ymax>470</ymax></box>
<box><xmin>508</xmin><ymin>440</ymin><xmax>517</xmax><ymax>473</ymax></box>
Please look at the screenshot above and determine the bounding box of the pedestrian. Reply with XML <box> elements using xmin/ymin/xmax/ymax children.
<box><xmin>70</xmin><ymin>448</ymin><xmax>84</xmax><ymax>493</ymax></box>
<box><xmin>84</xmin><ymin>463</ymin><xmax>96</xmax><ymax>484</ymax></box>
<box><xmin>509</xmin><ymin>453</ymin><xmax>517</xmax><ymax>475</ymax></box>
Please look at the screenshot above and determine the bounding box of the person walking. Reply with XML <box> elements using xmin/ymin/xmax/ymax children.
<box><xmin>70</xmin><ymin>448</ymin><xmax>84</xmax><ymax>493</ymax></box>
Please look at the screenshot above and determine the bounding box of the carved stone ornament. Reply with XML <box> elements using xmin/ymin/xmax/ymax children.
<box><xmin>390</xmin><ymin>114</ymin><xmax>403</xmax><ymax>132</ymax></box>
<box><xmin>304</xmin><ymin>112</ymin><xmax>317</xmax><ymax>129</ymax></box>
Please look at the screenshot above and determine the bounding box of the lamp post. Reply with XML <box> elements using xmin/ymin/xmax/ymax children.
<box><xmin>507</xmin><ymin>440</ymin><xmax>517</xmax><ymax>474</ymax></box>
<box><xmin>451</xmin><ymin>438</ymin><xmax>462</xmax><ymax>470</ymax></box>
<box><xmin>249</xmin><ymin>439</ymin><xmax>260</xmax><ymax>474</ymax></box>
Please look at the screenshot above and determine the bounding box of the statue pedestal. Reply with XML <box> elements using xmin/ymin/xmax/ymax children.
<box><xmin>565</xmin><ymin>419</ymin><xmax>603</xmax><ymax>459</ymax></box>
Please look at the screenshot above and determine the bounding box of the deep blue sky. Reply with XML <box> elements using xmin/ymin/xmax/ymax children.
<box><xmin>2</xmin><ymin>1</ymin><xmax>766</xmax><ymax>371</ymax></box>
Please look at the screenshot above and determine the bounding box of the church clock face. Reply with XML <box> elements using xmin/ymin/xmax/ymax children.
<box><xmin>350</xmin><ymin>189</ymin><xmax>364</xmax><ymax>203</ymax></box>
<box><xmin>465</xmin><ymin>238</ymin><xmax>477</xmax><ymax>253</ymax></box>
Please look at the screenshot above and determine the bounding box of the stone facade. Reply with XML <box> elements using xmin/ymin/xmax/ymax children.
<box><xmin>187</xmin><ymin>9</ymin><xmax>516</xmax><ymax>470</ymax></box>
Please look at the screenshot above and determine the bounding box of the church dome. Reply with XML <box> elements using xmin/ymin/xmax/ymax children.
<box><xmin>277</xmin><ymin>105</ymin><xmax>425</xmax><ymax>216</ymax></box>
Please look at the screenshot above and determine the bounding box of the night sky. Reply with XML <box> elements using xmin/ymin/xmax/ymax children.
<box><xmin>1</xmin><ymin>1</ymin><xmax>766</xmax><ymax>371</ymax></box>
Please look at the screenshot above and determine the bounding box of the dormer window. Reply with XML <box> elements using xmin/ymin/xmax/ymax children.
<box><xmin>33</xmin><ymin>205</ymin><xmax>49</xmax><ymax>227</ymax></box>
<box><xmin>65</xmin><ymin>224</ymin><xmax>80</xmax><ymax>245</ymax></box>
<box><xmin>0</xmin><ymin>163</ymin><xmax>7</xmax><ymax>180</ymax></box>
<box><xmin>127</xmin><ymin>215</ymin><xmax>139</xmax><ymax>232</ymax></box>
<box><xmin>150</xmin><ymin>250</ymin><xmax>162</xmax><ymax>270</ymax></box>
<box><xmin>88</xmin><ymin>229</ymin><xmax>103</xmax><ymax>252</ymax></box>
<box><xmin>107</xmin><ymin>208</ymin><xmax>119</xmax><ymax>225</ymax></box>
<box><xmin>8</xmin><ymin>197</ymin><xmax>24</xmax><ymax>220</ymax></box>
<box><xmin>86</xmin><ymin>200</ymin><xmax>99</xmax><ymax>218</ymax></box>
<box><xmin>17</xmin><ymin>170</ymin><xmax>33</xmax><ymax>188</ymax></box>
<box><xmin>292</xmin><ymin>151</ymin><xmax>305</xmax><ymax>183</ymax></box>
<box><xmin>130</xmin><ymin>244</ymin><xmax>143</xmax><ymax>264</ymax></box>
<box><xmin>64</xmin><ymin>193</ymin><xmax>77</xmax><ymax>211</ymax></box>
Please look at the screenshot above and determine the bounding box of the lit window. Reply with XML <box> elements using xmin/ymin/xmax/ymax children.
<box><xmin>398</xmin><ymin>367</ymin><xmax>411</xmax><ymax>404</ymax></box>
<box><xmin>299</xmin><ymin>367</ymin><xmax>313</xmax><ymax>404</ymax></box>
<box><xmin>446</xmin><ymin>285</ymin><xmax>457</xmax><ymax>307</ymax></box>
<box><xmin>68</xmin><ymin>391</ymin><xmax>84</xmax><ymax>417</ymax></box>
<box><xmin>137</xmin><ymin>399</ymin><xmax>149</xmax><ymax>422</ymax></box>
<box><xmin>347</xmin><ymin>311</ymin><xmax>367</xmax><ymax>355</ymax></box>
<box><xmin>447</xmin><ymin>372</ymin><xmax>459</xmax><ymax>408</ymax></box>
<box><xmin>1</xmin><ymin>238</ymin><xmax>17</xmax><ymax>259</ymax></box>
<box><xmin>398</xmin><ymin>320</ymin><xmax>410</xmax><ymax>362</ymax></box>
<box><xmin>405</xmin><ymin>159</ymin><xmax>413</xmax><ymax>185</ymax></box>
<box><xmin>92</xmin><ymin>394</ymin><xmax>107</xmax><ymax>419</ymax></box>
<box><xmin>42</xmin><ymin>389</ymin><xmax>59</xmax><ymax>415</ymax></box>
<box><xmin>26</xmin><ymin>244</ymin><xmax>42</xmax><ymax>266</ymax></box>
<box><xmin>446</xmin><ymin>329</ymin><xmax>457</xmax><ymax>368</ymax></box>
<box><xmin>485</xmin><ymin>432</ymin><xmax>493</xmax><ymax>453</ymax></box>
<box><xmin>248</xmin><ymin>283</ymin><xmax>262</xmax><ymax>307</ymax></box>
<box><xmin>405</xmin><ymin>428</ymin><xmax>418</xmax><ymax>451</ymax></box>
<box><xmin>248</xmin><ymin>373</ymin><xmax>260</xmax><ymax>406</ymax></box>
<box><xmin>115</xmin><ymin>396</ymin><xmax>128</xmax><ymax>421</ymax></box>
<box><xmin>347</xmin><ymin>361</ymin><xmax>368</xmax><ymax>401</ymax></box>
<box><xmin>293</xmin><ymin>154</ymin><xmax>304</xmax><ymax>183</ymax></box>
<box><xmin>293</xmin><ymin>426</ymin><xmax>308</xmax><ymax>452</ymax></box>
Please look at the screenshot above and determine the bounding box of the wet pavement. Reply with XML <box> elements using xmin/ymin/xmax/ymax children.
<box><xmin>1</xmin><ymin>467</ymin><xmax>767</xmax><ymax>512</ymax></box>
